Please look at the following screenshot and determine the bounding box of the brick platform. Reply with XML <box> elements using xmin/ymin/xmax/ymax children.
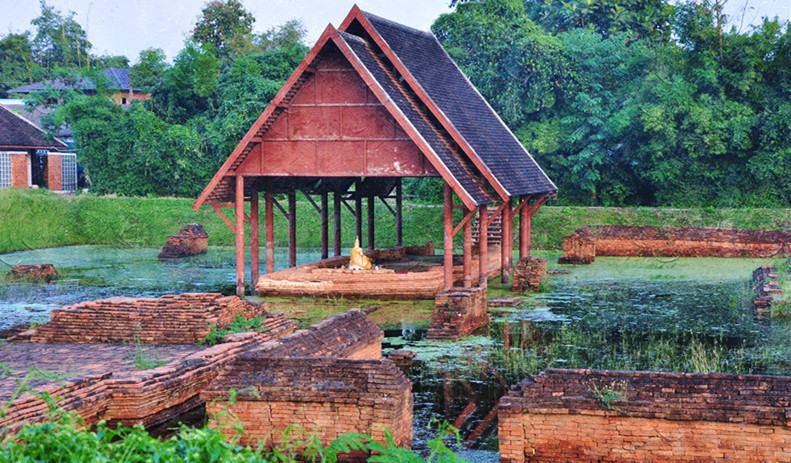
<box><xmin>158</xmin><ymin>224</ymin><xmax>209</xmax><ymax>258</ymax></box>
<box><xmin>559</xmin><ymin>225</ymin><xmax>791</xmax><ymax>264</ymax></box>
<box><xmin>30</xmin><ymin>293</ymin><xmax>268</xmax><ymax>344</ymax></box>
<box><xmin>498</xmin><ymin>368</ymin><xmax>791</xmax><ymax>462</ymax></box>
<box><xmin>512</xmin><ymin>257</ymin><xmax>547</xmax><ymax>292</ymax></box>
<box><xmin>203</xmin><ymin>357</ymin><xmax>413</xmax><ymax>451</ymax></box>
<box><xmin>6</xmin><ymin>264</ymin><xmax>58</xmax><ymax>282</ymax></box>
<box><xmin>251</xmin><ymin>309</ymin><xmax>383</xmax><ymax>359</ymax></box>
<box><xmin>426</xmin><ymin>286</ymin><xmax>488</xmax><ymax>340</ymax></box>
<box><xmin>753</xmin><ymin>265</ymin><xmax>783</xmax><ymax>316</ymax></box>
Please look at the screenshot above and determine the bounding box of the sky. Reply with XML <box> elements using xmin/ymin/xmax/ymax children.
<box><xmin>1</xmin><ymin>0</ymin><xmax>789</xmax><ymax>64</ymax></box>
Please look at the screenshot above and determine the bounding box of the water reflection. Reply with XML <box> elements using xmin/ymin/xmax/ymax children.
<box><xmin>0</xmin><ymin>245</ymin><xmax>322</xmax><ymax>330</ymax></box>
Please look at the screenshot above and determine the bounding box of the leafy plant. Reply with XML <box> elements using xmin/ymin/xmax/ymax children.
<box><xmin>586</xmin><ymin>380</ymin><xmax>628</xmax><ymax>410</ymax></box>
<box><xmin>201</xmin><ymin>313</ymin><xmax>267</xmax><ymax>345</ymax></box>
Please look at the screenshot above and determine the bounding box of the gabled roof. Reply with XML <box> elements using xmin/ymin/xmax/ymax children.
<box><xmin>8</xmin><ymin>68</ymin><xmax>141</xmax><ymax>94</ymax></box>
<box><xmin>0</xmin><ymin>104</ymin><xmax>67</xmax><ymax>150</ymax></box>
<box><xmin>341</xmin><ymin>7</ymin><xmax>556</xmax><ymax>198</ymax></box>
<box><xmin>194</xmin><ymin>7</ymin><xmax>556</xmax><ymax>211</ymax></box>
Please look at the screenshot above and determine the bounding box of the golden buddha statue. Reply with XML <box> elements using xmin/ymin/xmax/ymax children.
<box><xmin>349</xmin><ymin>237</ymin><xmax>372</xmax><ymax>270</ymax></box>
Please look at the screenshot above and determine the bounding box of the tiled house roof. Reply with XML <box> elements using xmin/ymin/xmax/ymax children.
<box><xmin>0</xmin><ymin>104</ymin><xmax>67</xmax><ymax>150</ymax></box>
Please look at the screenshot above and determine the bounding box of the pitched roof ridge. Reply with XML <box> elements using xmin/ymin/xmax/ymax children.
<box><xmin>358</xmin><ymin>10</ymin><xmax>434</xmax><ymax>37</ymax></box>
<box><xmin>0</xmin><ymin>104</ymin><xmax>67</xmax><ymax>149</ymax></box>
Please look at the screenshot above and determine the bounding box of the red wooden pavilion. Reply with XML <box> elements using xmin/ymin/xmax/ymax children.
<box><xmin>193</xmin><ymin>6</ymin><xmax>557</xmax><ymax>297</ymax></box>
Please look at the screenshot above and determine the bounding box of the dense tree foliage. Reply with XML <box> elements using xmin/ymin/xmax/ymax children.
<box><xmin>2</xmin><ymin>0</ymin><xmax>789</xmax><ymax>206</ymax></box>
<box><xmin>434</xmin><ymin>0</ymin><xmax>791</xmax><ymax>207</ymax></box>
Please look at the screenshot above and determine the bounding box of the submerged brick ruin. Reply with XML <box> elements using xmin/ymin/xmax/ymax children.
<box><xmin>426</xmin><ymin>286</ymin><xmax>489</xmax><ymax>341</ymax></box>
<box><xmin>30</xmin><ymin>293</ymin><xmax>270</xmax><ymax>344</ymax></box>
<box><xmin>204</xmin><ymin>357</ymin><xmax>413</xmax><ymax>450</ymax></box>
<box><xmin>559</xmin><ymin>225</ymin><xmax>791</xmax><ymax>264</ymax></box>
<box><xmin>0</xmin><ymin>297</ymin><xmax>410</xmax><ymax>451</ymax></box>
<box><xmin>499</xmin><ymin>368</ymin><xmax>791</xmax><ymax>462</ymax></box>
<box><xmin>158</xmin><ymin>223</ymin><xmax>209</xmax><ymax>259</ymax></box>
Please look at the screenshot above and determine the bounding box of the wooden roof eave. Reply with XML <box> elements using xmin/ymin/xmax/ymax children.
<box><xmin>330</xmin><ymin>28</ymin><xmax>479</xmax><ymax>210</ymax></box>
<box><xmin>192</xmin><ymin>25</ymin><xmax>339</xmax><ymax>212</ymax></box>
<box><xmin>340</xmin><ymin>6</ymin><xmax>511</xmax><ymax>202</ymax></box>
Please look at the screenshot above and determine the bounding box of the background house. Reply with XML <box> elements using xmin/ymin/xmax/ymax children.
<box><xmin>8</xmin><ymin>67</ymin><xmax>149</xmax><ymax>106</ymax></box>
<box><xmin>0</xmin><ymin>104</ymin><xmax>75</xmax><ymax>191</ymax></box>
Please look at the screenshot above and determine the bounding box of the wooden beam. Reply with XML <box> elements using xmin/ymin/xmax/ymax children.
<box><xmin>288</xmin><ymin>187</ymin><xmax>297</xmax><ymax>268</ymax></box>
<box><xmin>355</xmin><ymin>180</ymin><xmax>362</xmax><ymax>245</ymax></box>
<box><xmin>265</xmin><ymin>184</ymin><xmax>274</xmax><ymax>274</ymax></box>
<box><xmin>463</xmin><ymin>205</ymin><xmax>472</xmax><ymax>287</ymax></box>
<box><xmin>452</xmin><ymin>208</ymin><xmax>476</xmax><ymax>237</ymax></box>
<box><xmin>395</xmin><ymin>179</ymin><xmax>403</xmax><ymax>247</ymax></box>
<box><xmin>367</xmin><ymin>194</ymin><xmax>375</xmax><ymax>252</ymax></box>
<box><xmin>321</xmin><ymin>192</ymin><xmax>329</xmax><ymax>260</ymax></box>
<box><xmin>235</xmin><ymin>175</ymin><xmax>245</xmax><ymax>297</ymax></box>
<box><xmin>379</xmin><ymin>196</ymin><xmax>396</xmax><ymax>216</ymax></box>
<box><xmin>211</xmin><ymin>204</ymin><xmax>235</xmax><ymax>234</ymax></box>
<box><xmin>443</xmin><ymin>182</ymin><xmax>454</xmax><ymax>290</ymax></box>
<box><xmin>250</xmin><ymin>188</ymin><xmax>259</xmax><ymax>291</ymax></box>
<box><xmin>485</xmin><ymin>201</ymin><xmax>508</xmax><ymax>228</ymax></box>
<box><xmin>303</xmin><ymin>192</ymin><xmax>322</xmax><ymax>214</ymax></box>
<box><xmin>520</xmin><ymin>196</ymin><xmax>530</xmax><ymax>258</ymax></box>
<box><xmin>334</xmin><ymin>192</ymin><xmax>342</xmax><ymax>257</ymax></box>
<box><xmin>273</xmin><ymin>198</ymin><xmax>289</xmax><ymax>219</ymax></box>
<box><xmin>341</xmin><ymin>199</ymin><xmax>356</xmax><ymax>216</ymax></box>
<box><xmin>501</xmin><ymin>198</ymin><xmax>512</xmax><ymax>284</ymax></box>
<box><xmin>479</xmin><ymin>204</ymin><xmax>488</xmax><ymax>289</ymax></box>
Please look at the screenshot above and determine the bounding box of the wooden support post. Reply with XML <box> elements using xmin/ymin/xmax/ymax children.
<box><xmin>334</xmin><ymin>191</ymin><xmax>342</xmax><ymax>256</ymax></box>
<box><xmin>395</xmin><ymin>179</ymin><xmax>403</xmax><ymax>247</ymax></box>
<box><xmin>520</xmin><ymin>196</ymin><xmax>530</xmax><ymax>259</ymax></box>
<box><xmin>250</xmin><ymin>187</ymin><xmax>259</xmax><ymax>291</ymax></box>
<box><xmin>463</xmin><ymin>205</ymin><xmax>472</xmax><ymax>287</ymax></box>
<box><xmin>355</xmin><ymin>180</ymin><xmax>362</xmax><ymax>245</ymax></box>
<box><xmin>367</xmin><ymin>194</ymin><xmax>375</xmax><ymax>251</ymax></box>
<box><xmin>501</xmin><ymin>198</ymin><xmax>512</xmax><ymax>284</ymax></box>
<box><xmin>265</xmin><ymin>182</ymin><xmax>274</xmax><ymax>274</ymax></box>
<box><xmin>288</xmin><ymin>185</ymin><xmax>296</xmax><ymax>268</ymax></box>
<box><xmin>443</xmin><ymin>182</ymin><xmax>454</xmax><ymax>290</ymax></box>
<box><xmin>321</xmin><ymin>192</ymin><xmax>328</xmax><ymax>259</ymax></box>
<box><xmin>234</xmin><ymin>175</ymin><xmax>245</xmax><ymax>297</ymax></box>
<box><xmin>479</xmin><ymin>204</ymin><xmax>488</xmax><ymax>289</ymax></box>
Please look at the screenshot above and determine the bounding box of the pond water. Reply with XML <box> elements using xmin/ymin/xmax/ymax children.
<box><xmin>382</xmin><ymin>255</ymin><xmax>791</xmax><ymax>457</ymax></box>
<box><xmin>2</xmin><ymin>246</ymin><xmax>788</xmax><ymax>461</ymax></box>
<box><xmin>0</xmin><ymin>245</ymin><xmax>321</xmax><ymax>330</ymax></box>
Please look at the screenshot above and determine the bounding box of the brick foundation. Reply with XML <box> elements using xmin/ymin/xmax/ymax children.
<box><xmin>251</xmin><ymin>309</ymin><xmax>383</xmax><ymax>359</ymax></box>
<box><xmin>512</xmin><ymin>257</ymin><xmax>547</xmax><ymax>292</ymax></box>
<box><xmin>426</xmin><ymin>286</ymin><xmax>488</xmax><ymax>340</ymax></box>
<box><xmin>498</xmin><ymin>368</ymin><xmax>791</xmax><ymax>462</ymax></box>
<box><xmin>158</xmin><ymin>224</ymin><xmax>209</xmax><ymax>258</ymax></box>
<box><xmin>559</xmin><ymin>225</ymin><xmax>791</xmax><ymax>264</ymax></box>
<box><xmin>6</xmin><ymin>264</ymin><xmax>58</xmax><ymax>282</ymax></box>
<box><xmin>30</xmin><ymin>293</ymin><xmax>270</xmax><ymax>344</ymax></box>
<box><xmin>203</xmin><ymin>357</ymin><xmax>413</xmax><ymax>451</ymax></box>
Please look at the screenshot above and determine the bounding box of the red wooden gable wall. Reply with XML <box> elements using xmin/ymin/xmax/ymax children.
<box><xmin>237</xmin><ymin>44</ymin><xmax>438</xmax><ymax>178</ymax></box>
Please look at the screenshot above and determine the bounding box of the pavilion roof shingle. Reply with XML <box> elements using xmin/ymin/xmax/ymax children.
<box><xmin>0</xmin><ymin>104</ymin><xmax>67</xmax><ymax>150</ymax></box>
<box><xmin>9</xmin><ymin>68</ymin><xmax>140</xmax><ymax>94</ymax></box>
<box><xmin>355</xmin><ymin>11</ymin><xmax>556</xmax><ymax>197</ymax></box>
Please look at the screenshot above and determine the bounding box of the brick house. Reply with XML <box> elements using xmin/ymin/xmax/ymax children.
<box><xmin>0</xmin><ymin>104</ymin><xmax>74</xmax><ymax>191</ymax></box>
<box><xmin>8</xmin><ymin>67</ymin><xmax>150</xmax><ymax>106</ymax></box>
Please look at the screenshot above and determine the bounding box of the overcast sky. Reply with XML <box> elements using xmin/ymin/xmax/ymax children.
<box><xmin>1</xmin><ymin>0</ymin><xmax>789</xmax><ymax>64</ymax></box>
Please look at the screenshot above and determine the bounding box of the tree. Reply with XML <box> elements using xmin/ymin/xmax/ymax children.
<box><xmin>130</xmin><ymin>48</ymin><xmax>169</xmax><ymax>93</ymax></box>
<box><xmin>191</xmin><ymin>0</ymin><xmax>255</xmax><ymax>60</ymax></box>
<box><xmin>31</xmin><ymin>0</ymin><xmax>92</xmax><ymax>69</ymax></box>
<box><xmin>0</xmin><ymin>33</ymin><xmax>36</xmax><ymax>97</ymax></box>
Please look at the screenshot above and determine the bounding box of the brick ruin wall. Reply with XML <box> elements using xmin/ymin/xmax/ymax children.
<box><xmin>559</xmin><ymin>225</ymin><xmax>791</xmax><ymax>264</ymax></box>
<box><xmin>159</xmin><ymin>223</ymin><xmax>209</xmax><ymax>259</ymax></box>
<box><xmin>753</xmin><ymin>265</ymin><xmax>782</xmax><ymax>316</ymax></box>
<box><xmin>30</xmin><ymin>293</ymin><xmax>269</xmax><ymax>344</ymax></box>
<box><xmin>498</xmin><ymin>368</ymin><xmax>791</xmax><ymax>462</ymax></box>
<box><xmin>426</xmin><ymin>286</ymin><xmax>489</xmax><ymax>340</ymax></box>
<box><xmin>251</xmin><ymin>309</ymin><xmax>383</xmax><ymax>359</ymax></box>
<box><xmin>203</xmin><ymin>357</ymin><xmax>413</xmax><ymax>451</ymax></box>
<box><xmin>512</xmin><ymin>257</ymin><xmax>547</xmax><ymax>292</ymax></box>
